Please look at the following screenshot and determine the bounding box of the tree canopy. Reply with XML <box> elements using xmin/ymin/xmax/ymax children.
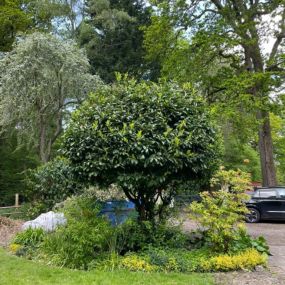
<box><xmin>63</xmin><ymin>79</ymin><xmax>221</xmax><ymax>221</ymax></box>
<box><xmin>143</xmin><ymin>0</ymin><xmax>285</xmax><ymax>186</ymax></box>
<box><xmin>77</xmin><ymin>0</ymin><xmax>154</xmax><ymax>82</ymax></box>
<box><xmin>0</xmin><ymin>0</ymin><xmax>31</xmax><ymax>51</ymax></box>
<box><xmin>0</xmin><ymin>0</ymin><xmax>71</xmax><ymax>52</ymax></box>
<box><xmin>0</xmin><ymin>32</ymin><xmax>101</xmax><ymax>162</ymax></box>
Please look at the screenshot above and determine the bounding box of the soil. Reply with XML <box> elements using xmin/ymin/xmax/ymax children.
<box><xmin>0</xmin><ymin>217</ymin><xmax>23</xmax><ymax>247</ymax></box>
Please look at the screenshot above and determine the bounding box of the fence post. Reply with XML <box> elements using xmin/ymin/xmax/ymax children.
<box><xmin>15</xmin><ymin>193</ymin><xmax>19</xmax><ymax>207</ymax></box>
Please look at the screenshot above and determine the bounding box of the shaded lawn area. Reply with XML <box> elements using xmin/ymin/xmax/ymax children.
<box><xmin>0</xmin><ymin>249</ymin><xmax>214</xmax><ymax>285</ymax></box>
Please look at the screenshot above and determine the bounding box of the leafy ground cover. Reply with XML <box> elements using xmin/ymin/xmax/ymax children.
<box><xmin>0</xmin><ymin>248</ymin><xmax>214</xmax><ymax>285</ymax></box>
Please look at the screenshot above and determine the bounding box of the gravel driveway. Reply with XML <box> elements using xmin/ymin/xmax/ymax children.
<box><xmin>247</xmin><ymin>222</ymin><xmax>285</xmax><ymax>277</ymax></box>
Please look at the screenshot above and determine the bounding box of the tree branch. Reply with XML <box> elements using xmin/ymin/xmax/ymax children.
<box><xmin>210</xmin><ymin>0</ymin><xmax>223</xmax><ymax>10</ymax></box>
<box><xmin>269</xmin><ymin>7</ymin><xmax>285</xmax><ymax>61</ymax></box>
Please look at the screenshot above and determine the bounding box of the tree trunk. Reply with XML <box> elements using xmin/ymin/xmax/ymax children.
<box><xmin>39</xmin><ymin>115</ymin><xmax>49</xmax><ymax>163</ymax></box>
<box><xmin>122</xmin><ymin>188</ymin><xmax>163</xmax><ymax>222</ymax></box>
<box><xmin>257</xmin><ymin>110</ymin><xmax>277</xmax><ymax>186</ymax></box>
<box><xmin>245</xmin><ymin>40</ymin><xmax>278</xmax><ymax>187</ymax></box>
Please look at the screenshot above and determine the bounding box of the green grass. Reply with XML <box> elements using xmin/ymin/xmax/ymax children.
<box><xmin>0</xmin><ymin>249</ymin><xmax>214</xmax><ymax>285</ymax></box>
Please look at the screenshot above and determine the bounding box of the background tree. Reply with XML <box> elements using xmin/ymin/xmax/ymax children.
<box><xmin>77</xmin><ymin>0</ymin><xmax>154</xmax><ymax>82</ymax></box>
<box><xmin>24</xmin><ymin>0</ymin><xmax>70</xmax><ymax>32</ymax></box>
<box><xmin>270</xmin><ymin>112</ymin><xmax>285</xmax><ymax>184</ymax></box>
<box><xmin>0</xmin><ymin>32</ymin><xmax>101</xmax><ymax>163</ymax></box>
<box><xmin>0</xmin><ymin>131</ymin><xmax>39</xmax><ymax>205</ymax></box>
<box><xmin>0</xmin><ymin>0</ymin><xmax>31</xmax><ymax>51</ymax></box>
<box><xmin>63</xmin><ymin>79</ymin><xmax>220</xmax><ymax>221</ymax></box>
<box><xmin>0</xmin><ymin>0</ymin><xmax>71</xmax><ymax>52</ymax></box>
<box><xmin>144</xmin><ymin>0</ymin><xmax>285</xmax><ymax>186</ymax></box>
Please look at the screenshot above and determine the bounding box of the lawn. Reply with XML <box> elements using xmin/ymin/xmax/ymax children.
<box><xmin>0</xmin><ymin>249</ymin><xmax>214</xmax><ymax>285</ymax></box>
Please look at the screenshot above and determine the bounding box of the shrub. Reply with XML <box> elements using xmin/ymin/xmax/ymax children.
<box><xmin>13</xmin><ymin>228</ymin><xmax>45</xmax><ymax>248</ymax></box>
<box><xmin>145</xmin><ymin>247</ymin><xmax>212</xmax><ymax>272</ymax></box>
<box><xmin>114</xmin><ymin>219</ymin><xmax>190</xmax><ymax>253</ymax></box>
<box><xmin>116</xmin><ymin>247</ymin><xmax>266</xmax><ymax>273</ymax></box>
<box><xmin>11</xmin><ymin>228</ymin><xmax>46</xmax><ymax>257</ymax></box>
<box><xmin>201</xmin><ymin>249</ymin><xmax>267</xmax><ymax>272</ymax></box>
<box><xmin>84</xmin><ymin>185</ymin><xmax>126</xmax><ymax>201</ymax></box>
<box><xmin>120</xmin><ymin>255</ymin><xmax>157</xmax><ymax>272</ymax></box>
<box><xmin>25</xmin><ymin>157</ymin><xmax>83</xmax><ymax>217</ymax></box>
<box><xmin>229</xmin><ymin>228</ymin><xmax>270</xmax><ymax>255</ymax></box>
<box><xmin>63</xmin><ymin>80</ymin><xmax>221</xmax><ymax>222</ymax></box>
<box><xmin>210</xmin><ymin>167</ymin><xmax>252</xmax><ymax>193</ymax></box>
<box><xmin>190</xmin><ymin>169</ymin><xmax>251</xmax><ymax>252</ymax></box>
<box><xmin>40</xmin><ymin>196</ymin><xmax>112</xmax><ymax>269</ymax></box>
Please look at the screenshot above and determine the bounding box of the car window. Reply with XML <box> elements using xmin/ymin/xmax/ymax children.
<box><xmin>277</xmin><ymin>189</ymin><xmax>285</xmax><ymax>198</ymax></box>
<box><xmin>258</xmin><ymin>190</ymin><xmax>277</xmax><ymax>198</ymax></box>
<box><xmin>252</xmin><ymin>191</ymin><xmax>260</xmax><ymax>198</ymax></box>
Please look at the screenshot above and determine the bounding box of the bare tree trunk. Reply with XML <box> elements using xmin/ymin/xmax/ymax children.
<box><xmin>257</xmin><ymin>110</ymin><xmax>277</xmax><ymax>186</ymax></box>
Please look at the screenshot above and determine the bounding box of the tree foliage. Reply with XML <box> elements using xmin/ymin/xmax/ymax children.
<box><xmin>0</xmin><ymin>32</ymin><xmax>101</xmax><ymax>162</ymax></box>
<box><xmin>63</xmin><ymin>79</ymin><xmax>221</xmax><ymax>221</ymax></box>
<box><xmin>77</xmin><ymin>0</ymin><xmax>154</xmax><ymax>82</ymax></box>
<box><xmin>25</xmin><ymin>157</ymin><xmax>83</xmax><ymax>216</ymax></box>
<box><xmin>0</xmin><ymin>131</ymin><xmax>39</xmax><ymax>206</ymax></box>
<box><xmin>0</xmin><ymin>0</ymin><xmax>71</xmax><ymax>52</ymax></box>
<box><xmin>144</xmin><ymin>0</ymin><xmax>285</xmax><ymax>186</ymax></box>
<box><xmin>0</xmin><ymin>0</ymin><xmax>31</xmax><ymax>51</ymax></box>
<box><xmin>270</xmin><ymin>112</ymin><xmax>285</xmax><ymax>184</ymax></box>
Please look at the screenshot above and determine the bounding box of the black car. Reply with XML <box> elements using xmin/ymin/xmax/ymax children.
<box><xmin>245</xmin><ymin>187</ymin><xmax>285</xmax><ymax>223</ymax></box>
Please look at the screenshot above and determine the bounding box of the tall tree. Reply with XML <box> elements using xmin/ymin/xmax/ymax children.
<box><xmin>77</xmin><ymin>0</ymin><xmax>154</xmax><ymax>82</ymax></box>
<box><xmin>144</xmin><ymin>0</ymin><xmax>285</xmax><ymax>186</ymax></box>
<box><xmin>0</xmin><ymin>0</ymin><xmax>71</xmax><ymax>52</ymax></box>
<box><xmin>0</xmin><ymin>32</ymin><xmax>101</xmax><ymax>162</ymax></box>
<box><xmin>271</xmin><ymin>112</ymin><xmax>285</xmax><ymax>184</ymax></box>
<box><xmin>0</xmin><ymin>0</ymin><xmax>31</xmax><ymax>51</ymax></box>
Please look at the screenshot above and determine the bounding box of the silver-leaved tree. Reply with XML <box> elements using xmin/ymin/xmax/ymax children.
<box><xmin>0</xmin><ymin>32</ymin><xmax>102</xmax><ymax>162</ymax></box>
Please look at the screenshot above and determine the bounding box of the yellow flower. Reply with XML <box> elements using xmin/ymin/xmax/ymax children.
<box><xmin>121</xmin><ymin>255</ymin><xmax>156</xmax><ymax>272</ymax></box>
<box><xmin>9</xmin><ymin>243</ymin><xmax>22</xmax><ymax>253</ymax></box>
<box><xmin>201</xmin><ymin>249</ymin><xmax>267</xmax><ymax>272</ymax></box>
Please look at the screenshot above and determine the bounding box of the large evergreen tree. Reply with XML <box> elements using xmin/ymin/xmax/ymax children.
<box><xmin>77</xmin><ymin>0</ymin><xmax>154</xmax><ymax>82</ymax></box>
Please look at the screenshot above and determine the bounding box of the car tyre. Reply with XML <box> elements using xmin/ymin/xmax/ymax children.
<box><xmin>245</xmin><ymin>208</ymin><xmax>260</xmax><ymax>223</ymax></box>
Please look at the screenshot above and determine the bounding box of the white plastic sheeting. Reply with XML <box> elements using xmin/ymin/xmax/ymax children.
<box><xmin>22</xmin><ymin>211</ymin><xmax>66</xmax><ymax>232</ymax></box>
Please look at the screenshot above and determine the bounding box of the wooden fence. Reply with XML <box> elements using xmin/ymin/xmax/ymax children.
<box><xmin>0</xmin><ymin>194</ymin><xmax>22</xmax><ymax>216</ymax></box>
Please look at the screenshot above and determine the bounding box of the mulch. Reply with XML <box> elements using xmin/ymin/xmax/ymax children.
<box><xmin>0</xmin><ymin>216</ymin><xmax>23</xmax><ymax>247</ymax></box>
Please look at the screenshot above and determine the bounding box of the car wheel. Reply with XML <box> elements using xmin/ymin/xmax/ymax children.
<box><xmin>245</xmin><ymin>208</ymin><xmax>260</xmax><ymax>223</ymax></box>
